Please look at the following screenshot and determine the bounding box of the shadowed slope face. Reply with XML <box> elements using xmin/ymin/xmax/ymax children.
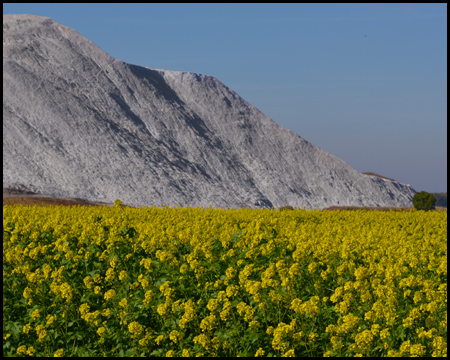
<box><xmin>3</xmin><ymin>14</ymin><xmax>416</xmax><ymax>209</ymax></box>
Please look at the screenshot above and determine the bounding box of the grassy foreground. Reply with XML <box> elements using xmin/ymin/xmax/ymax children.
<box><xmin>3</xmin><ymin>203</ymin><xmax>447</xmax><ymax>356</ymax></box>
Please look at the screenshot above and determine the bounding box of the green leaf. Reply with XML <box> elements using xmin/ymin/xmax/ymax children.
<box><xmin>125</xmin><ymin>348</ymin><xmax>135</xmax><ymax>356</ymax></box>
<box><xmin>150</xmin><ymin>349</ymin><xmax>164</xmax><ymax>356</ymax></box>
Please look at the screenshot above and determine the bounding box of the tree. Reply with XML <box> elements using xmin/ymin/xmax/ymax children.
<box><xmin>412</xmin><ymin>191</ymin><xmax>436</xmax><ymax>211</ymax></box>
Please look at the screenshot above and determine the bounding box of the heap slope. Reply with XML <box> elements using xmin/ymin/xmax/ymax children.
<box><xmin>3</xmin><ymin>14</ymin><xmax>416</xmax><ymax>209</ymax></box>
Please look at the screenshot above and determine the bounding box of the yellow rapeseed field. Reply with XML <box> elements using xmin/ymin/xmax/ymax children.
<box><xmin>3</xmin><ymin>201</ymin><xmax>447</xmax><ymax>356</ymax></box>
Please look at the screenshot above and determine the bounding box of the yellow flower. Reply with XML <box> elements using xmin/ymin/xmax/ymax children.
<box><xmin>354</xmin><ymin>266</ymin><xmax>369</xmax><ymax>281</ymax></box>
<box><xmin>31</xmin><ymin>308</ymin><xmax>40</xmax><ymax>320</ymax></box>
<box><xmin>79</xmin><ymin>303</ymin><xmax>90</xmax><ymax>317</ymax></box>
<box><xmin>211</xmin><ymin>336</ymin><xmax>221</xmax><ymax>350</ymax></box>
<box><xmin>136</xmin><ymin>276</ymin><xmax>148</xmax><ymax>290</ymax></box>
<box><xmin>225</xmin><ymin>266</ymin><xmax>237</xmax><ymax>280</ymax></box>
<box><xmin>128</xmin><ymin>321</ymin><xmax>143</xmax><ymax>336</ymax></box>
<box><xmin>157</xmin><ymin>303</ymin><xmax>169</xmax><ymax>316</ymax></box>
<box><xmin>290</xmin><ymin>298</ymin><xmax>302</xmax><ymax>313</ymax></box>
<box><xmin>140</xmin><ymin>258</ymin><xmax>153</xmax><ymax>271</ymax></box>
<box><xmin>114</xmin><ymin>199</ymin><xmax>124</xmax><ymax>208</ymax></box>
<box><xmin>143</xmin><ymin>290</ymin><xmax>153</xmax><ymax>305</ymax></box>
<box><xmin>17</xmin><ymin>345</ymin><xmax>28</xmax><ymax>355</ymax></box>
<box><xmin>308</xmin><ymin>262</ymin><xmax>317</xmax><ymax>273</ymax></box>
<box><xmin>159</xmin><ymin>281</ymin><xmax>174</xmax><ymax>298</ymax></box>
<box><xmin>60</xmin><ymin>282</ymin><xmax>73</xmax><ymax>301</ymax></box>
<box><xmin>84</xmin><ymin>275</ymin><xmax>94</xmax><ymax>289</ymax></box>
<box><xmin>97</xmin><ymin>327</ymin><xmax>106</xmax><ymax>336</ymax></box>
<box><xmin>181</xmin><ymin>349</ymin><xmax>190</xmax><ymax>357</ymax></box>
<box><xmin>282</xmin><ymin>349</ymin><xmax>295</xmax><ymax>357</ymax></box>
<box><xmin>179</xmin><ymin>264</ymin><xmax>188</xmax><ymax>274</ymax></box>
<box><xmin>236</xmin><ymin>302</ymin><xmax>247</xmax><ymax>316</ymax></box>
<box><xmin>54</xmin><ymin>348</ymin><xmax>64</xmax><ymax>357</ymax></box>
<box><xmin>165</xmin><ymin>350</ymin><xmax>175</xmax><ymax>357</ymax></box>
<box><xmin>409</xmin><ymin>344</ymin><xmax>426</xmax><ymax>357</ymax></box>
<box><xmin>200</xmin><ymin>314</ymin><xmax>217</xmax><ymax>332</ymax></box>
<box><xmin>431</xmin><ymin>336</ymin><xmax>447</xmax><ymax>357</ymax></box>
<box><xmin>249</xmin><ymin>320</ymin><xmax>260</xmax><ymax>328</ymax></box>
<box><xmin>23</xmin><ymin>323</ymin><xmax>32</xmax><ymax>334</ymax></box>
<box><xmin>207</xmin><ymin>298</ymin><xmax>219</xmax><ymax>312</ymax></box>
<box><xmin>193</xmin><ymin>333</ymin><xmax>210</xmax><ymax>350</ymax></box>
<box><xmin>46</xmin><ymin>314</ymin><xmax>57</xmax><ymax>326</ymax></box>
<box><xmin>129</xmin><ymin>281</ymin><xmax>140</xmax><ymax>291</ymax></box>
<box><xmin>23</xmin><ymin>287</ymin><xmax>33</xmax><ymax>299</ymax></box>
<box><xmin>387</xmin><ymin>350</ymin><xmax>401</xmax><ymax>357</ymax></box>
<box><xmin>364</xmin><ymin>311</ymin><xmax>374</xmax><ymax>321</ymax></box>
<box><xmin>171</xmin><ymin>299</ymin><xmax>181</xmax><ymax>313</ymax></box>
<box><xmin>35</xmin><ymin>324</ymin><xmax>47</xmax><ymax>342</ymax></box>
<box><xmin>155</xmin><ymin>335</ymin><xmax>164</xmax><ymax>345</ymax></box>
<box><xmin>43</xmin><ymin>264</ymin><xmax>52</xmax><ymax>279</ymax></box>
<box><xmin>119</xmin><ymin>270</ymin><xmax>128</xmax><ymax>280</ymax></box>
<box><xmin>3</xmin><ymin>198</ymin><xmax>446</xmax><ymax>359</ymax></box>
<box><xmin>255</xmin><ymin>347</ymin><xmax>265</xmax><ymax>356</ymax></box>
<box><xmin>110</xmin><ymin>258</ymin><xmax>119</xmax><ymax>268</ymax></box>
<box><xmin>104</xmin><ymin>289</ymin><xmax>116</xmax><ymax>301</ymax></box>
<box><xmin>225</xmin><ymin>284</ymin><xmax>239</xmax><ymax>298</ymax></box>
<box><xmin>355</xmin><ymin>330</ymin><xmax>374</xmax><ymax>352</ymax></box>
<box><xmin>105</xmin><ymin>268</ymin><xmax>115</xmax><ymax>282</ymax></box>
<box><xmin>220</xmin><ymin>300</ymin><xmax>233</xmax><ymax>321</ymax></box>
<box><xmin>169</xmin><ymin>330</ymin><xmax>181</xmax><ymax>344</ymax></box>
<box><xmin>102</xmin><ymin>308</ymin><xmax>112</xmax><ymax>317</ymax></box>
<box><xmin>380</xmin><ymin>328</ymin><xmax>390</xmax><ymax>340</ymax></box>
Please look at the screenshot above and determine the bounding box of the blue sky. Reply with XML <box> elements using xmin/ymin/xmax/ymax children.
<box><xmin>4</xmin><ymin>3</ymin><xmax>447</xmax><ymax>192</ymax></box>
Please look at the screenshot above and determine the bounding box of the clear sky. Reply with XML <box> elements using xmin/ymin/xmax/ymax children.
<box><xmin>4</xmin><ymin>3</ymin><xmax>447</xmax><ymax>192</ymax></box>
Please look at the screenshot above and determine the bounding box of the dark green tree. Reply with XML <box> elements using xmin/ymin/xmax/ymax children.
<box><xmin>412</xmin><ymin>191</ymin><xmax>436</xmax><ymax>211</ymax></box>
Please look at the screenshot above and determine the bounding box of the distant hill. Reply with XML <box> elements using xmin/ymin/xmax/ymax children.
<box><xmin>432</xmin><ymin>193</ymin><xmax>447</xmax><ymax>208</ymax></box>
<box><xmin>3</xmin><ymin>14</ymin><xmax>417</xmax><ymax>209</ymax></box>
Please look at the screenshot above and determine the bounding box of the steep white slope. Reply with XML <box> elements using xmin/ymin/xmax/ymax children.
<box><xmin>3</xmin><ymin>14</ymin><xmax>416</xmax><ymax>208</ymax></box>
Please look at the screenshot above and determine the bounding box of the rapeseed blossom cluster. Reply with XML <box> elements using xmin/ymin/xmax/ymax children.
<box><xmin>3</xmin><ymin>203</ymin><xmax>446</xmax><ymax>356</ymax></box>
